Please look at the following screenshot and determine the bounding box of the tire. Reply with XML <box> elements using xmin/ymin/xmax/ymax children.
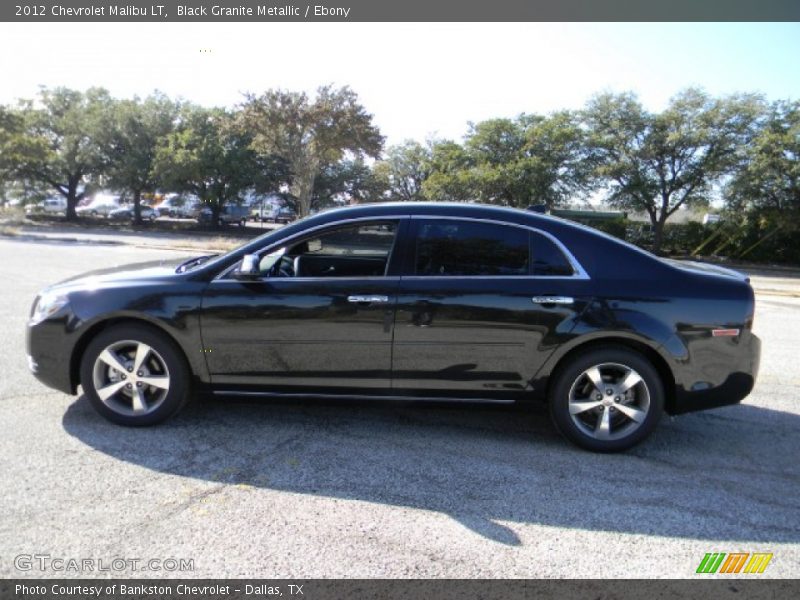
<box><xmin>548</xmin><ymin>346</ymin><xmax>664</xmax><ymax>452</ymax></box>
<box><xmin>79</xmin><ymin>324</ymin><xmax>191</xmax><ymax>426</ymax></box>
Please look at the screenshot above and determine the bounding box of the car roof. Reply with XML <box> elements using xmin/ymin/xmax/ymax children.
<box><xmin>304</xmin><ymin>201</ymin><xmax>599</xmax><ymax>235</ymax></box>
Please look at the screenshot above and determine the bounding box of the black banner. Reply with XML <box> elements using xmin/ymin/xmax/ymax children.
<box><xmin>3</xmin><ymin>0</ymin><xmax>800</xmax><ymax>22</ymax></box>
<box><xmin>2</xmin><ymin>580</ymin><xmax>800</xmax><ymax>600</ymax></box>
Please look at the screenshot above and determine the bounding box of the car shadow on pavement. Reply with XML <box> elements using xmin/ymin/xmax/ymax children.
<box><xmin>62</xmin><ymin>395</ymin><xmax>800</xmax><ymax>546</ymax></box>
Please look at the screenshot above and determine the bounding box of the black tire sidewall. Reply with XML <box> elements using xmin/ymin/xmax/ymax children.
<box><xmin>549</xmin><ymin>347</ymin><xmax>664</xmax><ymax>452</ymax></box>
<box><xmin>79</xmin><ymin>324</ymin><xmax>191</xmax><ymax>426</ymax></box>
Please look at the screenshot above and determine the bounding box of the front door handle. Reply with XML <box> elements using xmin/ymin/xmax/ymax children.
<box><xmin>532</xmin><ymin>296</ymin><xmax>574</xmax><ymax>305</ymax></box>
<box><xmin>347</xmin><ymin>295</ymin><xmax>390</xmax><ymax>304</ymax></box>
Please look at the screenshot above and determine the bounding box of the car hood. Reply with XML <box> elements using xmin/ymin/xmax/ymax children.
<box><xmin>47</xmin><ymin>258</ymin><xmax>191</xmax><ymax>292</ymax></box>
<box><xmin>664</xmin><ymin>259</ymin><xmax>750</xmax><ymax>283</ymax></box>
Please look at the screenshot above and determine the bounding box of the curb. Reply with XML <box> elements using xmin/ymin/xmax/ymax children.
<box><xmin>0</xmin><ymin>231</ymin><xmax>233</xmax><ymax>253</ymax></box>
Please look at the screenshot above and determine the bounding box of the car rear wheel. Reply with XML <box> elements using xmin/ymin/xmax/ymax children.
<box><xmin>80</xmin><ymin>324</ymin><xmax>191</xmax><ymax>426</ymax></box>
<box><xmin>549</xmin><ymin>347</ymin><xmax>663</xmax><ymax>452</ymax></box>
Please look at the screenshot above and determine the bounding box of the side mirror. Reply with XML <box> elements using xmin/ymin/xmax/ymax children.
<box><xmin>233</xmin><ymin>254</ymin><xmax>260</xmax><ymax>279</ymax></box>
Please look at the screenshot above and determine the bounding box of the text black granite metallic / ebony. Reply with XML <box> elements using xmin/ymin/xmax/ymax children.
<box><xmin>26</xmin><ymin>203</ymin><xmax>760</xmax><ymax>451</ymax></box>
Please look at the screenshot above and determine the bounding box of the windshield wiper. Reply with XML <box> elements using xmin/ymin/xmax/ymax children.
<box><xmin>176</xmin><ymin>254</ymin><xmax>218</xmax><ymax>273</ymax></box>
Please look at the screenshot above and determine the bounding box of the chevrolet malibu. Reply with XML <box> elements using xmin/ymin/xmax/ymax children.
<box><xmin>26</xmin><ymin>203</ymin><xmax>760</xmax><ymax>452</ymax></box>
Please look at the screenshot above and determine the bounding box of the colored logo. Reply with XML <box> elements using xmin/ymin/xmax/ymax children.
<box><xmin>696</xmin><ymin>552</ymin><xmax>773</xmax><ymax>574</ymax></box>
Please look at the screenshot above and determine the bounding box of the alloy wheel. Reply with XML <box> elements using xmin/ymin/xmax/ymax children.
<box><xmin>567</xmin><ymin>362</ymin><xmax>651</xmax><ymax>441</ymax></box>
<box><xmin>91</xmin><ymin>340</ymin><xmax>171</xmax><ymax>416</ymax></box>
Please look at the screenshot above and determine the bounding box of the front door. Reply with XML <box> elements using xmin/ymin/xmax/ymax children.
<box><xmin>200</xmin><ymin>220</ymin><xmax>402</xmax><ymax>392</ymax></box>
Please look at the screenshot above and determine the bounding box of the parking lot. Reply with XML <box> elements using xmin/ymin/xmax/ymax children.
<box><xmin>0</xmin><ymin>237</ymin><xmax>798</xmax><ymax>578</ymax></box>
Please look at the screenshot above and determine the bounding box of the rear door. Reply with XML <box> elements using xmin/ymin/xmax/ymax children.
<box><xmin>391</xmin><ymin>217</ymin><xmax>589</xmax><ymax>398</ymax></box>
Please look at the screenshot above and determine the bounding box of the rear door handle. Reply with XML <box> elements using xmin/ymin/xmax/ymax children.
<box><xmin>532</xmin><ymin>296</ymin><xmax>574</xmax><ymax>305</ymax></box>
<box><xmin>347</xmin><ymin>295</ymin><xmax>390</xmax><ymax>304</ymax></box>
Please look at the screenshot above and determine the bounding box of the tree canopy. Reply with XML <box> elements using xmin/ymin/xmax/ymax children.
<box><xmin>420</xmin><ymin>112</ymin><xmax>592</xmax><ymax>209</ymax></box>
<box><xmin>1</xmin><ymin>87</ymin><xmax>115</xmax><ymax>219</ymax></box>
<box><xmin>372</xmin><ymin>140</ymin><xmax>432</xmax><ymax>203</ymax></box>
<box><xmin>726</xmin><ymin>99</ymin><xmax>800</xmax><ymax>216</ymax></box>
<box><xmin>239</xmin><ymin>85</ymin><xmax>384</xmax><ymax>217</ymax></box>
<box><xmin>584</xmin><ymin>88</ymin><xmax>764</xmax><ymax>252</ymax></box>
<box><xmin>154</xmin><ymin>105</ymin><xmax>258</xmax><ymax>224</ymax></box>
<box><xmin>104</xmin><ymin>93</ymin><xmax>179</xmax><ymax>222</ymax></box>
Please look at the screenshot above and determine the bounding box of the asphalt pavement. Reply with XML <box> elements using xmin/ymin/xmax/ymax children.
<box><xmin>0</xmin><ymin>238</ymin><xmax>798</xmax><ymax>578</ymax></box>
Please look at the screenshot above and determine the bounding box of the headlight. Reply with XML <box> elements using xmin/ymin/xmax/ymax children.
<box><xmin>30</xmin><ymin>291</ymin><xmax>69</xmax><ymax>325</ymax></box>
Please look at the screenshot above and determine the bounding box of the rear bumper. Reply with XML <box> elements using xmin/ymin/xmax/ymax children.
<box><xmin>669</xmin><ymin>332</ymin><xmax>761</xmax><ymax>415</ymax></box>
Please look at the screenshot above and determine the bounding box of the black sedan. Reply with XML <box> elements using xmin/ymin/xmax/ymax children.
<box><xmin>26</xmin><ymin>203</ymin><xmax>760</xmax><ymax>452</ymax></box>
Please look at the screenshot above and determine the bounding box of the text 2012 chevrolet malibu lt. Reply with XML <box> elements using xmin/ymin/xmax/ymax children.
<box><xmin>26</xmin><ymin>203</ymin><xmax>760</xmax><ymax>452</ymax></box>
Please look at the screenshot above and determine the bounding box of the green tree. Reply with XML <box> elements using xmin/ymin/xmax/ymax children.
<box><xmin>154</xmin><ymin>105</ymin><xmax>258</xmax><ymax>227</ymax></box>
<box><xmin>0</xmin><ymin>105</ymin><xmax>21</xmax><ymax>178</ymax></box>
<box><xmin>726</xmin><ymin>99</ymin><xmax>800</xmax><ymax>216</ymax></box>
<box><xmin>422</xmin><ymin>140</ymin><xmax>475</xmax><ymax>202</ymax></box>
<box><xmin>104</xmin><ymin>93</ymin><xmax>179</xmax><ymax>223</ymax></box>
<box><xmin>372</xmin><ymin>140</ymin><xmax>432</xmax><ymax>202</ymax></box>
<box><xmin>422</xmin><ymin>112</ymin><xmax>591</xmax><ymax>208</ymax></box>
<box><xmin>239</xmin><ymin>85</ymin><xmax>384</xmax><ymax>217</ymax></box>
<box><xmin>465</xmin><ymin>112</ymin><xmax>592</xmax><ymax>208</ymax></box>
<box><xmin>0</xmin><ymin>87</ymin><xmax>114</xmax><ymax>220</ymax></box>
<box><xmin>585</xmin><ymin>88</ymin><xmax>764</xmax><ymax>253</ymax></box>
<box><xmin>312</xmin><ymin>158</ymin><xmax>387</xmax><ymax>209</ymax></box>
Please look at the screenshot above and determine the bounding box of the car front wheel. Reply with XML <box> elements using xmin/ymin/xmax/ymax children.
<box><xmin>549</xmin><ymin>347</ymin><xmax>664</xmax><ymax>452</ymax></box>
<box><xmin>80</xmin><ymin>324</ymin><xmax>191</xmax><ymax>426</ymax></box>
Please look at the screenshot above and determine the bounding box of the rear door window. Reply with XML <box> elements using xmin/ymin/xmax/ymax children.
<box><xmin>412</xmin><ymin>219</ymin><xmax>529</xmax><ymax>276</ymax></box>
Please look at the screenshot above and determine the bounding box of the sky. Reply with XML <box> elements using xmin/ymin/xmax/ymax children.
<box><xmin>1</xmin><ymin>22</ymin><xmax>799</xmax><ymax>146</ymax></box>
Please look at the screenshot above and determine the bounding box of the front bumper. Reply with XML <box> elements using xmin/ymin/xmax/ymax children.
<box><xmin>26</xmin><ymin>318</ymin><xmax>76</xmax><ymax>395</ymax></box>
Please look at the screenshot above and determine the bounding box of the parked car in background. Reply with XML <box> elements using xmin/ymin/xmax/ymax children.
<box><xmin>265</xmin><ymin>207</ymin><xmax>297</xmax><ymax>224</ymax></box>
<box><xmin>250</xmin><ymin>202</ymin><xmax>278</xmax><ymax>222</ymax></box>
<box><xmin>76</xmin><ymin>195</ymin><xmax>120</xmax><ymax>218</ymax></box>
<box><xmin>26</xmin><ymin>202</ymin><xmax>760</xmax><ymax>452</ymax></box>
<box><xmin>156</xmin><ymin>195</ymin><xmax>201</xmax><ymax>218</ymax></box>
<box><xmin>25</xmin><ymin>196</ymin><xmax>67</xmax><ymax>216</ymax></box>
<box><xmin>108</xmin><ymin>205</ymin><xmax>158</xmax><ymax>221</ymax></box>
<box><xmin>197</xmin><ymin>204</ymin><xmax>250</xmax><ymax>227</ymax></box>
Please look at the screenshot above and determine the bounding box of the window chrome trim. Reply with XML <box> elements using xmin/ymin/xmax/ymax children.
<box><xmin>408</xmin><ymin>214</ymin><xmax>590</xmax><ymax>280</ymax></box>
<box><xmin>214</xmin><ymin>212</ymin><xmax>590</xmax><ymax>282</ymax></box>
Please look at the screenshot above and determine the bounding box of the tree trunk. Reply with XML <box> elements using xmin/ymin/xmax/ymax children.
<box><xmin>652</xmin><ymin>216</ymin><xmax>667</xmax><ymax>255</ymax></box>
<box><xmin>295</xmin><ymin>173</ymin><xmax>315</xmax><ymax>218</ymax></box>
<box><xmin>132</xmin><ymin>189</ymin><xmax>142</xmax><ymax>225</ymax></box>
<box><xmin>291</xmin><ymin>157</ymin><xmax>318</xmax><ymax>218</ymax></box>
<box><xmin>211</xmin><ymin>199</ymin><xmax>222</xmax><ymax>230</ymax></box>
<box><xmin>65</xmin><ymin>177</ymin><xmax>79</xmax><ymax>221</ymax></box>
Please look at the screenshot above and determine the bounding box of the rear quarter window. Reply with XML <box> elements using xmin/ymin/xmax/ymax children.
<box><xmin>531</xmin><ymin>232</ymin><xmax>574</xmax><ymax>276</ymax></box>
